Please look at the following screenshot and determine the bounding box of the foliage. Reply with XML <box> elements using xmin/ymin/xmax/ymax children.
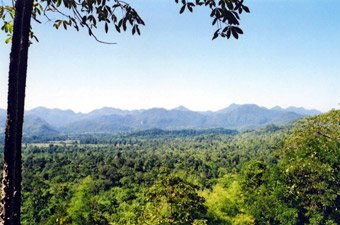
<box><xmin>200</xmin><ymin>174</ymin><xmax>254</xmax><ymax>225</ymax></box>
<box><xmin>0</xmin><ymin>111</ymin><xmax>338</xmax><ymax>224</ymax></box>
<box><xmin>278</xmin><ymin>110</ymin><xmax>340</xmax><ymax>224</ymax></box>
<box><xmin>0</xmin><ymin>0</ymin><xmax>250</xmax><ymax>43</ymax></box>
<box><xmin>239</xmin><ymin>110</ymin><xmax>340</xmax><ymax>225</ymax></box>
<box><xmin>175</xmin><ymin>0</ymin><xmax>249</xmax><ymax>40</ymax></box>
<box><xmin>0</xmin><ymin>4</ymin><xmax>15</xmax><ymax>43</ymax></box>
<box><xmin>142</xmin><ymin>175</ymin><xmax>207</xmax><ymax>225</ymax></box>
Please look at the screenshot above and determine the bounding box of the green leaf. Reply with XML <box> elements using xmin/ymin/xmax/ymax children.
<box><xmin>212</xmin><ymin>29</ymin><xmax>220</xmax><ymax>40</ymax></box>
<box><xmin>243</xmin><ymin>6</ymin><xmax>250</xmax><ymax>13</ymax></box>
<box><xmin>180</xmin><ymin>5</ymin><xmax>186</xmax><ymax>14</ymax></box>
<box><xmin>5</xmin><ymin>36</ymin><xmax>11</xmax><ymax>44</ymax></box>
<box><xmin>231</xmin><ymin>28</ymin><xmax>239</xmax><ymax>39</ymax></box>
<box><xmin>233</xmin><ymin>26</ymin><xmax>243</xmax><ymax>34</ymax></box>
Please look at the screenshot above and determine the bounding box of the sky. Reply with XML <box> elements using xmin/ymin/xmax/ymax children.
<box><xmin>1</xmin><ymin>0</ymin><xmax>339</xmax><ymax>113</ymax></box>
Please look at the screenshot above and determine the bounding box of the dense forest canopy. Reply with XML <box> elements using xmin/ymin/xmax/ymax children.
<box><xmin>0</xmin><ymin>110</ymin><xmax>338</xmax><ymax>224</ymax></box>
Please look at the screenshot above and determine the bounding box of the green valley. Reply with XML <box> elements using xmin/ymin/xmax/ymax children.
<box><xmin>0</xmin><ymin>110</ymin><xmax>338</xmax><ymax>225</ymax></box>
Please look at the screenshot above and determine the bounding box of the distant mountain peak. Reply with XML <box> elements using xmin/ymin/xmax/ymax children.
<box><xmin>285</xmin><ymin>106</ymin><xmax>321</xmax><ymax>116</ymax></box>
<box><xmin>271</xmin><ymin>106</ymin><xmax>284</xmax><ymax>111</ymax></box>
<box><xmin>228</xmin><ymin>103</ymin><xmax>241</xmax><ymax>108</ymax></box>
<box><xmin>89</xmin><ymin>107</ymin><xmax>122</xmax><ymax>114</ymax></box>
<box><xmin>216</xmin><ymin>103</ymin><xmax>242</xmax><ymax>114</ymax></box>
<box><xmin>271</xmin><ymin>106</ymin><xmax>320</xmax><ymax>115</ymax></box>
<box><xmin>173</xmin><ymin>106</ymin><xmax>190</xmax><ymax>111</ymax></box>
<box><xmin>29</xmin><ymin>106</ymin><xmax>77</xmax><ymax>114</ymax></box>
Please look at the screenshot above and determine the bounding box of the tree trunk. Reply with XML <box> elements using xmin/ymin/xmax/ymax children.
<box><xmin>1</xmin><ymin>0</ymin><xmax>34</xmax><ymax>224</ymax></box>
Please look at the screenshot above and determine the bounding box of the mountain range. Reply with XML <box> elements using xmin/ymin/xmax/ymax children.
<box><xmin>0</xmin><ymin>104</ymin><xmax>321</xmax><ymax>136</ymax></box>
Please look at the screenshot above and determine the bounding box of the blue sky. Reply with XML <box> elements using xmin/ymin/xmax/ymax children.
<box><xmin>1</xmin><ymin>0</ymin><xmax>339</xmax><ymax>112</ymax></box>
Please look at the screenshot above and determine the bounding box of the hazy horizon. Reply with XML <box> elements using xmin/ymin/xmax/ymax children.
<box><xmin>0</xmin><ymin>103</ymin><xmax>328</xmax><ymax>114</ymax></box>
<box><xmin>1</xmin><ymin>0</ymin><xmax>339</xmax><ymax>113</ymax></box>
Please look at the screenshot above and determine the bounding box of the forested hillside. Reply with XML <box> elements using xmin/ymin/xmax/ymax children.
<box><xmin>0</xmin><ymin>110</ymin><xmax>338</xmax><ymax>225</ymax></box>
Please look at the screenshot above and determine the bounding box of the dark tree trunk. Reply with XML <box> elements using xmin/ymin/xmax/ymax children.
<box><xmin>1</xmin><ymin>0</ymin><xmax>34</xmax><ymax>224</ymax></box>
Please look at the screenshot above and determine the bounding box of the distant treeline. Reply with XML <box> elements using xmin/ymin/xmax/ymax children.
<box><xmin>0</xmin><ymin>128</ymin><xmax>239</xmax><ymax>144</ymax></box>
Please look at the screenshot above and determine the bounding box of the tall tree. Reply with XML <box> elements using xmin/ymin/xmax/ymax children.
<box><xmin>0</xmin><ymin>0</ymin><xmax>249</xmax><ymax>224</ymax></box>
<box><xmin>1</xmin><ymin>0</ymin><xmax>34</xmax><ymax>224</ymax></box>
<box><xmin>278</xmin><ymin>110</ymin><xmax>340</xmax><ymax>224</ymax></box>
